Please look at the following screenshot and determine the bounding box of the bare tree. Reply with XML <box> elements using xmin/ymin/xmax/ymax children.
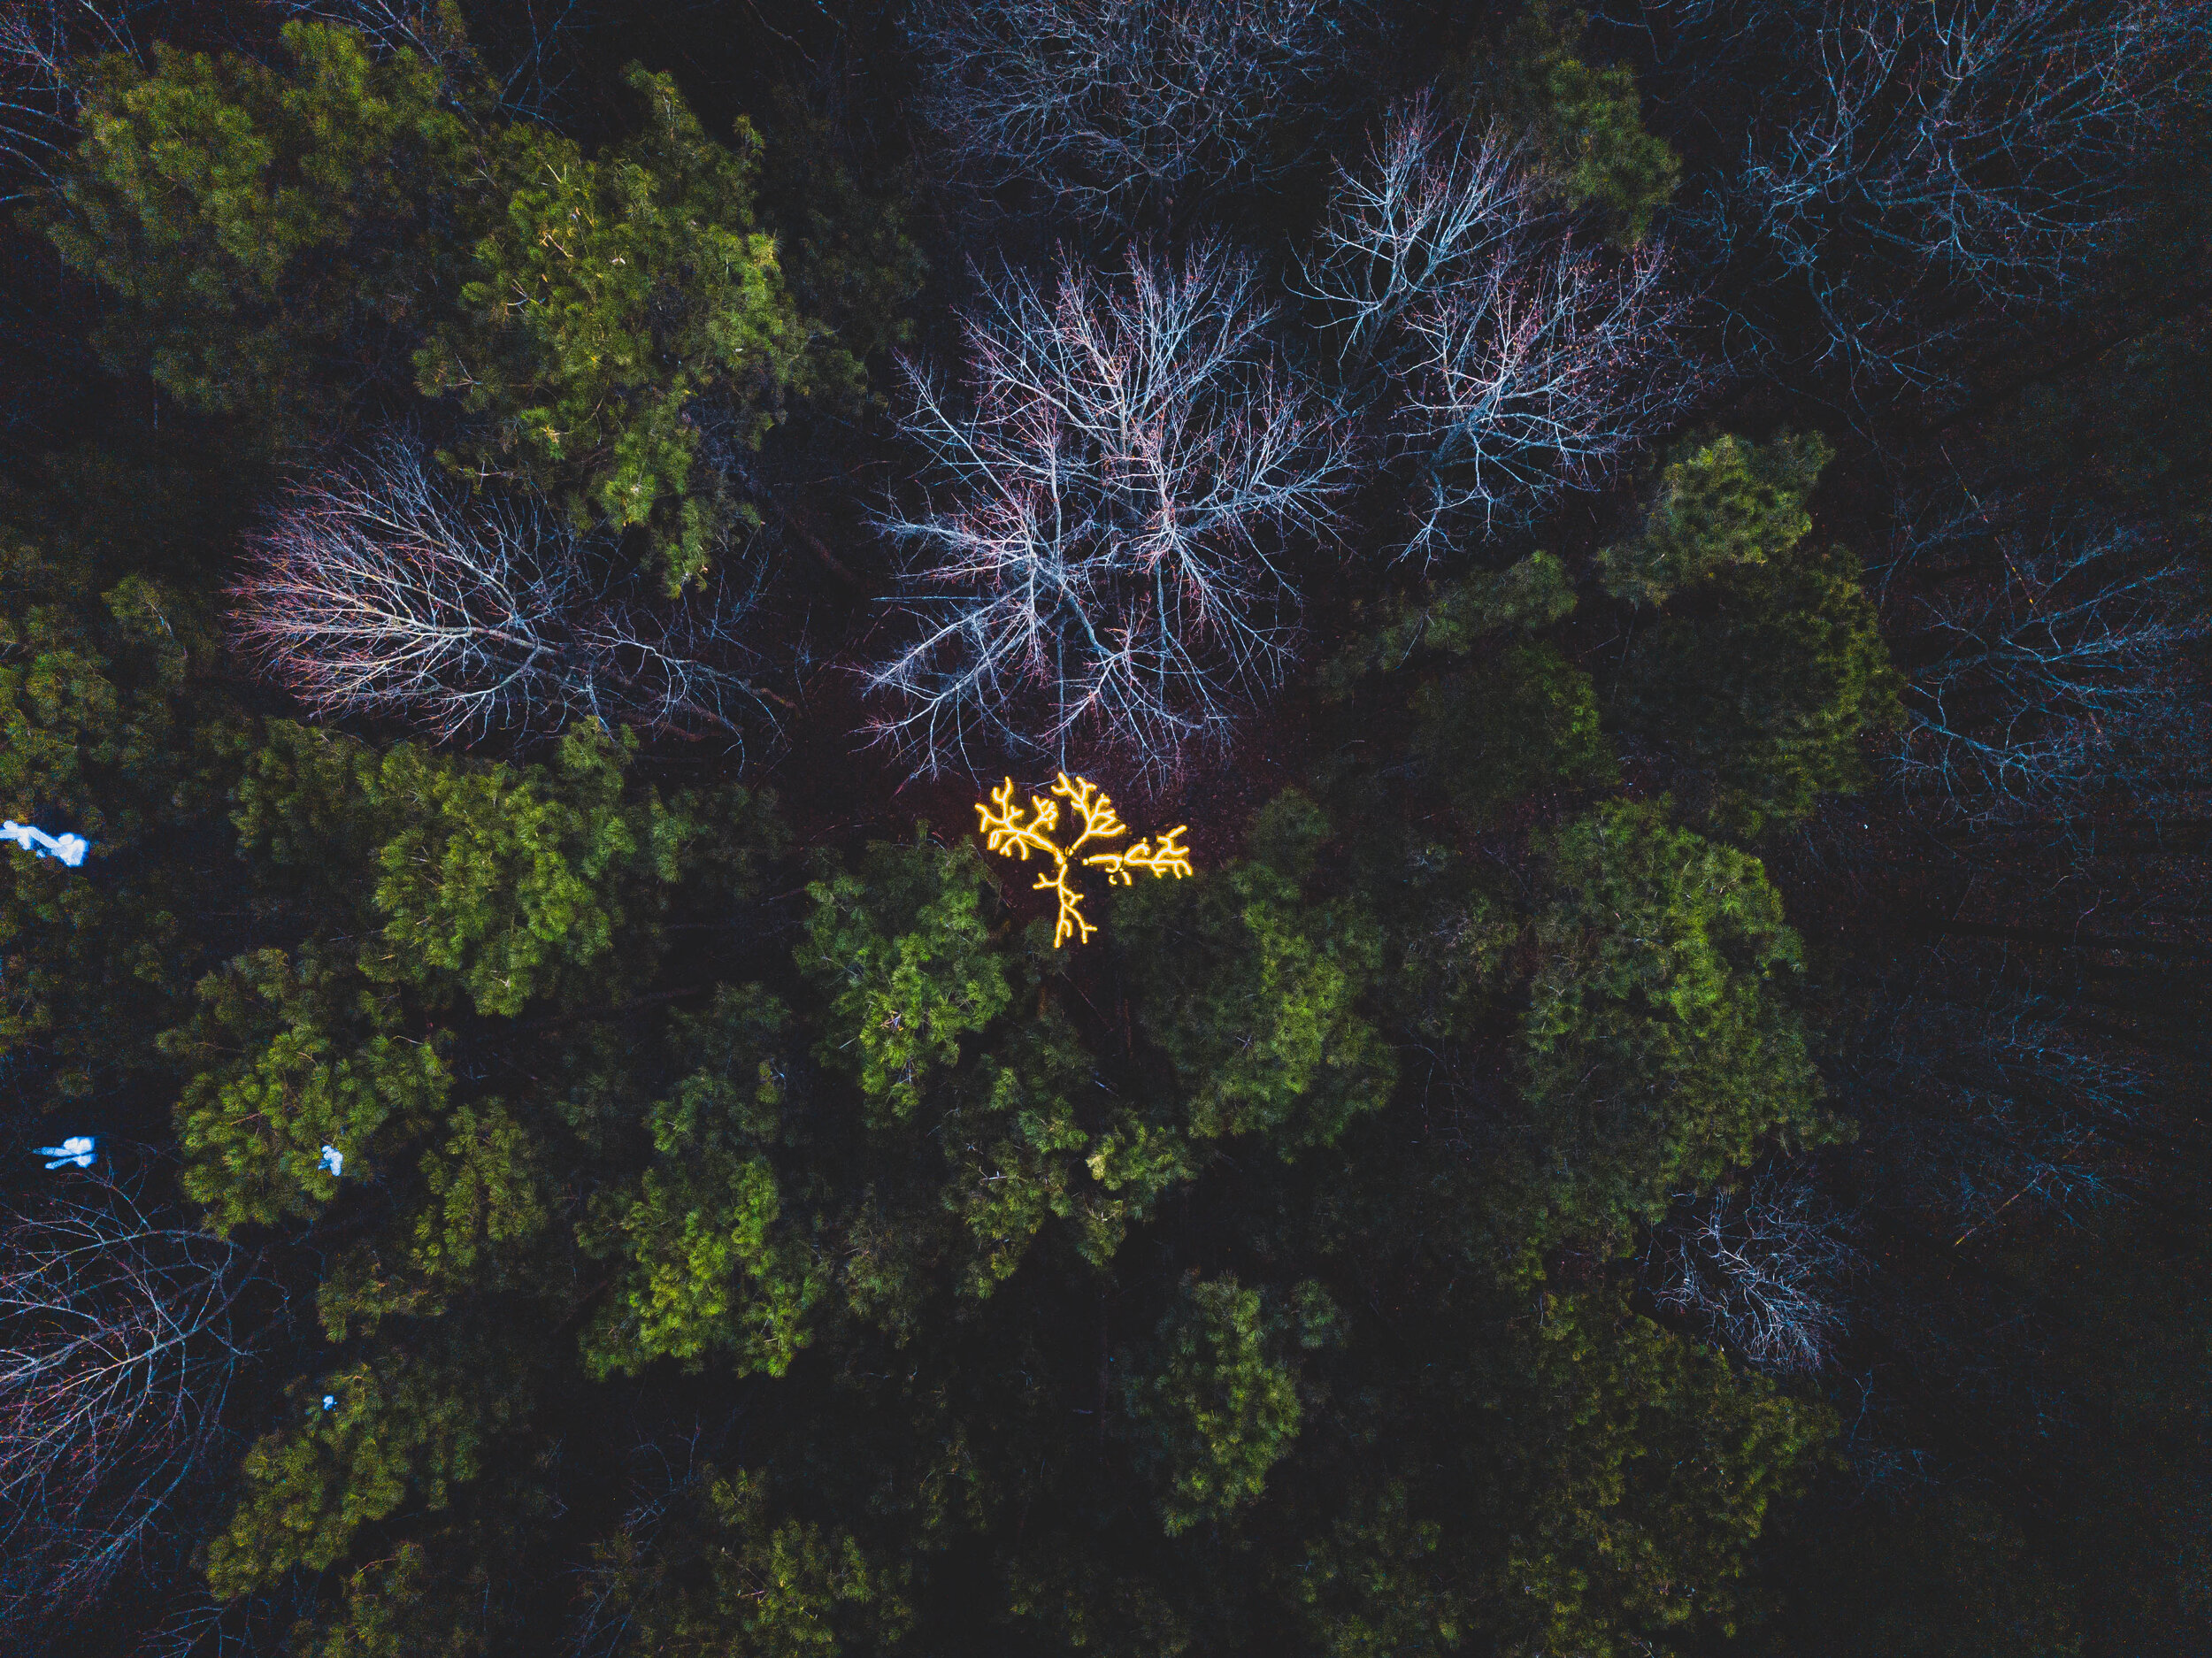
<box><xmin>1705</xmin><ymin>0</ymin><xmax>2212</xmax><ymax>385</ymax></box>
<box><xmin>1887</xmin><ymin>500</ymin><xmax>2207</xmax><ymax>827</ymax></box>
<box><xmin>1839</xmin><ymin>958</ymin><xmax>2148</xmax><ymax>1240</ymax></box>
<box><xmin>1302</xmin><ymin>99</ymin><xmax>1542</xmax><ymax>373</ymax></box>
<box><xmin>1305</xmin><ymin>97</ymin><xmax>1694</xmax><ymax>559</ymax></box>
<box><xmin>1646</xmin><ymin>1161</ymin><xmax>1862</xmax><ymax>1374</ymax></box>
<box><xmin>234</xmin><ymin>434</ymin><xmax>784</xmax><ymax>751</ymax></box>
<box><xmin>906</xmin><ymin>0</ymin><xmax>1374</xmax><ymax>224</ymax></box>
<box><xmin>0</xmin><ymin>1171</ymin><xmax>264</xmax><ymax>1623</ymax></box>
<box><xmin>870</xmin><ymin>242</ymin><xmax>1354</xmax><ymax>775</ymax></box>
<box><xmin>561</xmin><ymin>1422</ymin><xmax>722</xmax><ymax>1658</ymax></box>
<box><xmin>0</xmin><ymin>0</ymin><xmax>153</xmax><ymax>199</ymax></box>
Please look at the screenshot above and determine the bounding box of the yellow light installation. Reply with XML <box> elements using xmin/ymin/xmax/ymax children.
<box><xmin>975</xmin><ymin>773</ymin><xmax>1194</xmax><ymax>947</ymax></box>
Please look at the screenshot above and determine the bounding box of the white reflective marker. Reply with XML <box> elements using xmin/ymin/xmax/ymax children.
<box><xmin>2</xmin><ymin>822</ymin><xmax>89</xmax><ymax>867</ymax></box>
<box><xmin>34</xmin><ymin>1136</ymin><xmax>96</xmax><ymax>1171</ymax></box>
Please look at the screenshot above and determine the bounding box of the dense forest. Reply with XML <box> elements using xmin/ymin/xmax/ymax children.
<box><xmin>0</xmin><ymin>2</ymin><xmax>2206</xmax><ymax>1654</ymax></box>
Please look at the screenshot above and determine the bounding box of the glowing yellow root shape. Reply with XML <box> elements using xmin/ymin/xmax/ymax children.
<box><xmin>975</xmin><ymin>774</ymin><xmax>1194</xmax><ymax>947</ymax></box>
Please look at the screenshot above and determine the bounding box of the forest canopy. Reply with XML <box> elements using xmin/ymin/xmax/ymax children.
<box><xmin>0</xmin><ymin>4</ymin><xmax>2207</xmax><ymax>1657</ymax></box>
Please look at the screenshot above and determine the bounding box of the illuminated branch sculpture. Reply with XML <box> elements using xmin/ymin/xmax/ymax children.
<box><xmin>975</xmin><ymin>774</ymin><xmax>1193</xmax><ymax>947</ymax></box>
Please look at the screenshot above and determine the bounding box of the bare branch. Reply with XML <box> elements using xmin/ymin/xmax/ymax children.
<box><xmin>0</xmin><ymin>0</ymin><xmax>152</xmax><ymax>200</ymax></box>
<box><xmin>1888</xmin><ymin>499</ymin><xmax>2208</xmax><ymax>827</ymax></box>
<box><xmin>1838</xmin><ymin>957</ymin><xmax>2150</xmax><ymax>1236</ymax></box>
<box><xmin>276</xmin><ymin>0</ymin><xmax>586</xmax><ymax>117</ymax></box>
<box><xmin>563</xmin><ymin>1417</ymin><xmax>730</xmax><ymax>1658</ymax></box>
<box><xmin>1709</xmin><ymin>0</ymin><xmax>2212</xmax><ymax>384</ymax></box>
<box><xmin>906</xmin><ymin>0</ymin><xmax>1376</xmax><ymax>223</ymax></box>
<box><xmin>1307</xmin><ymin>98</ymin><xmax>1697</xmax><ymax>559</ymax></box>
<box><xmin>1647</xmin><ymin>1161</ymin><xmax>1862</xmax><ymax>1374</ymax></box>
<box><xmin>234</xmin><ymin>434</ymin><xmax>784</xmax><ymax>753</ymax></box>
<box><xmin>0</xmin><ymin>1171</ymin><xmax>263</xmax><ymax>1621</ymax></box>
<box><xmin>1301</xmin><ymin>98</ymin><xmax>1543</xmax><ymax>373</ymax></box>
<box><xmin>1395</xmin><ymin>229</ymin><xmax>1690</xmax><ymax>557</ymax></box>
<box><xmin>870</xmin><ymin>242</ymin><xmax>1354</xmax><ymax>775</ymax></box>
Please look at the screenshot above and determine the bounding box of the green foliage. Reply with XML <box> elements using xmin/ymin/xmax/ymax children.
<box><xmin>1117</xmin><ymin>793</ymin><xmax>1396</xmax><ymax>1152</ymax></box>
<box><xmin>580</xmin><ymin>833</ymin><xmax>1155</xmax><ymax>1387</ymax></box>
<box><xmin>583</xmin><ymin>1148</ymin><xmax>824</xmax><ymax>1377</ymax></box>
<box><xmin>937</xmin><ymin>1007</ymin><xmax>1117</xmax><ymax>1286</ymax></box>
<box><xmin>799</xmin><ymin>836</ymin><xmax>1015</xmax><ymax>1121</ymax></box>
<box><xmin>1521</xmin><ymin>802</ymin><xmax>1832</xmax><ymax>1247</ymax></box>
<box><xmin>1318</xmin><ymin>550</ymin><xmax>1577</xmax><ymax>698</ymax></box>
<box><xmin>295</xmin><ymin>1540</ymin><xmax>467</xmax><ymax>1658</ymax></box>
<box><xmin>39</xmin><ymin>19</ymin><xmax>482</xmax><ymax>436</ymax></box>
<box><xmin>1623</xmin><ymin>538</ymin><xmax>1902</xmax><ymax>836</ymax></box>
<box><xmin>1286</xmin><ymin>1481</ymin><xmax>1463</xmax><ymax>1658</ymax></box>
<box><xmin>291</xmin><ymin>1512</ymin><xmax>540</xmax><ymax>1658</ymax></box>
<box><xmin>1241</xmin><ymin>785</ymin><xmax>1337</xmax><ymax>879</ymax></box>
<box><xmin>1119</xmin><ymin>1273</ymin><xmax>1305</xmax><ymax>1535</ymax></box>
<box><xmin>207</xmin><ymin>1341</ymin><xmax>527</xmax><ymax>1597</ymax></box>
<box><xmin>1386</xmin><ymin>880</ymin><xmax>1523</xmax><ymax>1048</ymax></box>
<box><xmin>0</xmin><ymin>527</ymin><xmax>201</xmax><ymax>841</ymax></box>
<box><xmin>418</xmin><ymin>66</ymin><xmax>845</xmax><ymax>590</ymax></box>
<box><xmin>226</xmin><ymin>720</ymin><xmax>701</xmax><ymax>1014</ymax></box>
<box><xmin>1596</xmin><ymin>431</ymin><xmax>1897</xmax><ymax>835</ymax></box>
<box><xmin>0</xmin><ymin>510</ymin><xmax>234</xmax><ymax>1088</ymax></box>
<box><xmin>1597</xmin><ymin>432</ymin><xmax>1832</xmax><ymax>607</ymax></box>
<box><xmin>1409</xmin><ymin>640</ymin><xmax>1617</xmax><ymax>823</ymax></box>
<box><xmin>1079</xmin><ymin>1103</ymin><xmax>1198</xmax><ymax>1246</ymax></box>
<box><xmin>166</xmin><ymin>945</ymin><xmax>451</xmax><ymax>1234</ymax></box>
<box><xmin>1002</xmin><ymin>1551</ymin><xmax>1196</xmax><ymax>1658</ymax></box>
<box><xmin>806</xmin><ymin>841</ymin><xmax>1154</xmax><ymax>1288</ymax></box>
<box><xmin>171</xmin><ymin>722</ymin><xmax>710</xmax><ymax>1236</ymax></box>
<box><xmin>226</xmin><ymin>716</ymin><xmax>395</xmax><ymax>879</ymax></box>
<box><xmin>151</xmin><ymin>717</ymin><xmax>1852</xmax><ymax>1655</ymax></box>
<box><xmin>757</xmin><ymin>83</ymin><xmax>932</xmax><ymax>377</ymax></box>
<box><xmin>409</xmin><ymin>1100</ymin><xmax>552</xmax><ymax>1283</ymax></box>
<box><xmin>581</xmin><ymin>1467</ymin><xmax>912</xmax><ymax>1658</ymax></box>
<box><xmin>580</xmin><ymin>986</ymin><xmax>831</xmax><ymax>1378</ymax></box>
<box><xmin>316</xmin><ymin>1243</ymin><xmax>448</xmax><ymax>1345</ymax></box>
<box><xmin>1493</xmin><ymin>1293</ymin><xmax>1832</xmax><ymax>1654</ymax></box>
<box><xmin>1471</xmin><ymin>3</ymin><xmax>1681</xmax><ymax>243</ymax></box>
<box><xmin>365</xmin><ymin>725</ymin><xmax>695</xmax><ymax>1017</ymax></box>
<box><xmin>150</xmin><ymin>713</ymin><xmax>785</xmax><ymax>1639</ymax></box>
<box><xmin>13</xmin><ymin>5</ymin><xmax>2185</xmax><ymax>1651</ymax></box>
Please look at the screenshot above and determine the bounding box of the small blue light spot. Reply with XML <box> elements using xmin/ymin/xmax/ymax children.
<box><xmin>34</xmin><ymin>1136</ymin><xmax>96</xmax><ymax>1171</ymax></box>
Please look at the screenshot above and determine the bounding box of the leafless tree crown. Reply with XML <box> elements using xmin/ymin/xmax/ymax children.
<box><xmin>1887</xmin><ymin>499</ymin><xmax>2207</xmax><ymax>828</ymax></box>
<box><xmin>870</xmin><ymin>242</ymin><xmax>1354</xmax><ymax>774</ymax></box>
<box><xmin>1704</xmin><ymin>0</ymin><xmax>2212</xmax><ymax>382</ymax></box>
<box><xmin>0</xmin><ymin>1174</ymin><xmax>262</xmax><ymax>1623</ymax></box>
<box><xmin>906</xmin><ymin>0</ymin><xmax>1372</xmax><ymax>223</ymax></box>
<box><xmin>1842</xmin><ymin>962</ymin><xmax>2147</xmax><ymax>1240</ymax></box>
<box><xmin>234</xmin><ymin>434</ymin><xmax>780</xmax><ymax>751</ymax></box>
<box><xmin>1306</xmin><ymin>97</ymin><xmax>1695</xmax><ymax>560</ymax></box>
<box><xmin>1646</xmin><ymin>1162</ymin><xmax>1861</xmax><ymax>1374</ymax></box>
<box><xmin>0</xmin><ymin>0</ymin><xmax>154</xmax><ymax>199</ymax></box>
